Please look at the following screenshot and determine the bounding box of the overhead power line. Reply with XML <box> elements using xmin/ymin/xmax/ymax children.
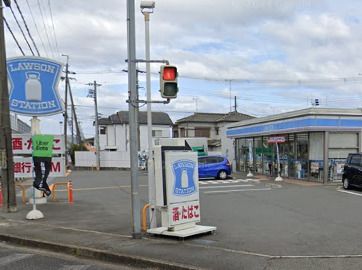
<box><xmin>47</xmin><ymin>0</ymin><xmax>59</xmax><ymax>55</ymax></box>
<box><xmin>8</xmin><ymin>4</ymin><xmax>34</xmax><ymax>55</ymax></box>
<box><xmin>3</xmin><ymin>16</ymin><xmax>25</xmax><ymax>55</ymax></box>
<box><xmin>37</xmin><ymin>0</ymin><xmax>55</xmax><ymax>57</ymax></box>
<box><xmin>26</xmin><ymin>0</ymin><xmax>47</xmax><ymax>56</ymax></box>
<box><xmin>13</xmin><ymin>0</ymin><xmax>40</xmax><ymax>56</ymax></box>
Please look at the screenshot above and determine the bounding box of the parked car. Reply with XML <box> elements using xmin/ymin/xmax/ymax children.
<box><xmin>342</xmin><ymin>153</ymin><xmax>362</xmax><ymax>189</ymax></box>
<box><xmin>198</xmin><ymin>155</ymin><xmax>232</xmax><ymax>180</ymax></box>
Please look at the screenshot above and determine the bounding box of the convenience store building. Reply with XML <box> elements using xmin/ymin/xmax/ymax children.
<box><xmin>225</xmin><ymin>108</ymin><xmax>362</xmax><ymax>183</ymax></box>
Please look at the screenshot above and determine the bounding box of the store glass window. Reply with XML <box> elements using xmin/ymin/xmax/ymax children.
<box><xmin>262</xmin><ymin>137</ymin><xmax>274</xmax><ymax>176</ymax></box>
<box><xmin>254</xmin><ymin>137</ymin><xmax>263</xmax><ymax>173</ymax></box>
<box><xmin>294</xmin><ymin>133</ymin><xmax>309</xmax><ymax>179</ymax></box>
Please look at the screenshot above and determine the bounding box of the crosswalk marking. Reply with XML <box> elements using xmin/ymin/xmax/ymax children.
<box><xmin>0</xmin><ymin>253</ymin><xmax>33</xmax><ymax>266</ymax></box>
<box><xmin>199</xmin><ymin>179</ymin><xmax>260</xmax><ymax>185</ymax></box>
<box><xmin>200</xmin><ymin>184</ymin><xmax>254</xmax><ymax>189</ymax></box>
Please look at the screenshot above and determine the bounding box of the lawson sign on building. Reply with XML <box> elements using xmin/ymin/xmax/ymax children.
<box><xmin>7</xmin><ymin>57</ymin><xmax>64</xmax><ymax>116</ymax></box>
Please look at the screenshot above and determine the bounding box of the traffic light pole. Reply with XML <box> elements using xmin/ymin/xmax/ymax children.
<box><xmin>0</xmin><ymin>0</ymin><xmax>17</xmax><ymax>212</ymax></box>
<box><xmin>127</xmin><ymin>0</ymin><xmax>141</xmax><ymax>239</ymax></box>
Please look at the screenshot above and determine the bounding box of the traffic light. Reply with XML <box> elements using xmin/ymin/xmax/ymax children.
<box><xmin>160</xmin><ymin>65</ymin><xmax>178</xmax><ymax>99</ymax></box>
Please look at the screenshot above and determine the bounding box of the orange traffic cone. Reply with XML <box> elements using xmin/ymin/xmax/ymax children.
<box><xmin>67</xmin><ymin>180</ymin><xmax>73</xmax><ymax>203</ymax></box>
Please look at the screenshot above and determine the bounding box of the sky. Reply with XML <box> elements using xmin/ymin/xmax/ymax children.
<box><xmin>3</xmin><ymin>0</ymin><xmax>362</xmax><ymax>138</ymax></box>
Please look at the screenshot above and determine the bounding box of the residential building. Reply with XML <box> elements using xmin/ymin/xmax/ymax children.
<box><xmin>98</xmin><ymin>111</ymin><xmax>173</xmax><ymax>152</ymax></box>
<box><xmin>75</xmin><ymin>111</ymin><xmax>173</xmax><ymax>169</ymax></box>
<box><xmin>173</xmin><ymin>111</ymin><xmax>254</xmax><ymax>154</ymax></box>
<box><xmin>10</xmin><ymin>113</ymin><xmax>31</xmax><ymax>134</ymax></box>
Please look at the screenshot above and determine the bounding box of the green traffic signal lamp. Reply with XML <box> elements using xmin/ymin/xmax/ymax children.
<box><xmin>160</xmin><ymin>65</ymin><xmax>178</xmax><ymax>99</ymax></box>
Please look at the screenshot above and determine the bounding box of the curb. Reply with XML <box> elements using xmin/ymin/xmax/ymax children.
<box><xmin>0</xmin><ymin>233</ymin><xmax>201</xmax><ymax>270</ymax></box>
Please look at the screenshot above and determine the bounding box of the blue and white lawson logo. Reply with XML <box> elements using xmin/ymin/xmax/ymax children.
<box><xmin>172</xmin><ymin>159</ymin><xmax>197</xmax><ymax>196</ymax></box>
<box><xmin>7</xmin><ymin>57</ymin><xmax>64</xmax><ymax>116</ymax></box>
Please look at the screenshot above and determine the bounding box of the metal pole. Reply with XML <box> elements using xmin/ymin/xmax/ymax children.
<box><xmin>93</xmin><ymin>81</ymin><xmax>100</xmax><ymax>171</ymax></box>
<box><xmin>0</xmin><ymin>0</ymin><xmax>17</xmax><ymax>212</ymax></box>
<box><xmin>127</xmin><ymin>0</ymin><xmax>141</xmax><ymax>238</ymax></box>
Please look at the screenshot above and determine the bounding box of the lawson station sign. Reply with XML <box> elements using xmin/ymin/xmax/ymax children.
<box><xmin>7</xmin><ymin>57</ymin><xmax>64</xmax><ymax>116</ymax></box>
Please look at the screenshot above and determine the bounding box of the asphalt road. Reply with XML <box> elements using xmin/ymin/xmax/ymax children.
<box><xmin>12</xmin><ymin>170</ymin><xmax>362</xmax><ymax>269</ymax></box>
<box><xmin>0</xmin><ymin>242</ymin><xmax>151</xmax><ymax>270</ymax></box>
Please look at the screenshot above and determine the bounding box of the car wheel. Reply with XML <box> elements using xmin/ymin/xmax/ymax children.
<box><xmin>217</xmin><ymin>170</ymin><xmax>228</xmax><ymax>180</ymax></box>
<box><xmin>343</xmin><ymin>178</ymin><xmax>350</xmax><ymax>190</ymax></box>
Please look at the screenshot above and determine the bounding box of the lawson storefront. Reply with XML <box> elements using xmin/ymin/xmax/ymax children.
<box><xmin>226</xmin><ymin>108</ymin><xmax>362</xmax><ymax>183</ymax></box>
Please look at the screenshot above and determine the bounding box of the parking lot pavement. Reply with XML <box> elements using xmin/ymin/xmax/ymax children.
<box><xmin>1</xmin><ymin>170</ymin><xmax>362</xmax><ymax>269</ymax></box>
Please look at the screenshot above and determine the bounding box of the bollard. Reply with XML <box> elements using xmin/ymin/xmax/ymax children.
<box><xmin>67</xmin><ymin>180</ymin><xmax>73</xmax><ymax>203</ymax></box>
<box><xmin>141</xmin><ymin>203</ymin><xmax>150</xmax><ymax>232</ymax></box>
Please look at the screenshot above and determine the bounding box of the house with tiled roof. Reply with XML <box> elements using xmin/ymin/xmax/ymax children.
<box><xmin>98</xmin><ymin>111</ymin><xmax>173</xmax><ymax>152</ymax></box>
<box><xmin>173</xmin><ymin>111</ymin><xmax>254</xmax><ymax>153</ymax></box>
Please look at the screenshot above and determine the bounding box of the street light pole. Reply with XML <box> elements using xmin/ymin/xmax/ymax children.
<box><xmin>141</xmin><ymin>0</ymin><xmax>156</xmax><ymax>229</ymax></box>
<box><xmin>127</xmin><ymin>0</ymin><xmax>141</xmax><ymax>238</ymax></box>
<box><xmin>0</xmin><ymin>0</ymin><xmax>17</xmax><ymax>212</ymax></box>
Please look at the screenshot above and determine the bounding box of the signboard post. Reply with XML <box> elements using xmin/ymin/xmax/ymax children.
<box><xmin>7</xmin><ymin>56</ymin><xmax>64</xmax><ymax>219</ymax></box>
<box><xmin>267</xmin><ymin>136</ymin><xmax>285</xmax><ymax>181</ymax></box>
<box><xmin>150</xmin><ymin>146</ymin><xmax>216</xmax><ymax>237</ymax></box>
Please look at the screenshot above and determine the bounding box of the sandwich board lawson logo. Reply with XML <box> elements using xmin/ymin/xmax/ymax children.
<box><xmin>172</xmin><ymin>159</ymin><xmax>196</xmax><ymax>196</ymax></box>
<box><xmin>7</xmin><ymin>57</ymin><xmax>64</xmax><ymax>116</ymax></box>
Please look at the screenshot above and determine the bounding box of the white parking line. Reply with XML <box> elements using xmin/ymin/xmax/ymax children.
<box><xmin>200</xmin><ymin>184</ymin><xmax>254</xmax><ymax>189</ymax></box>
<box><xmin>337</xmin><ymin>189</ymin><xmax>362</xmax><ymax>197</ymax></box>
<box><xmin>204</xmin><ymin>188</ymin><xmax>272</xmax><ymax>194</ymax></box>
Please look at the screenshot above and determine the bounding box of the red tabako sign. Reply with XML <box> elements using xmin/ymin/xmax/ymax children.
<box><xmin>267</xmin><ymin>136</ymin><xmax>286</xmax><ymax>143</ymax></box>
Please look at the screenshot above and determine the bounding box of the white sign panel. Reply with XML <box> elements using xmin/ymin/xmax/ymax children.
<box><xmin>267</xmin><ymin>136</ymin><xmax>286</xmax><ymax>143</ymax></box>
<box><xmin>13</xmin><ymin>156</ymin><xmax>66</xmax><ymax>178</ymax></box>
<box><xmin>167</xmin><ymin>200</ymin><xmax>201</xmax><ymax>226</ymax></box>
<box><xmin>12</xmin><ymin>134</ymin><xmax>64</xmax><ymax>155</ymax></box>
<box><xmin>165</xmin><ymin>151</ymin><xmax>199</xmax><ymax>205</ymax></box>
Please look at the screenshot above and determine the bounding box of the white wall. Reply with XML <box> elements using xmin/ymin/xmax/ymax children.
<box><xmin>221</xmin><ymin>125</ymin><xmax>234</xmax><ymax>161</ymax></box>
<box><xmin>75</xmin><ymin>151</ymin><xmax>130</xmax><ymax>168</ymax></box>
<box><xmin>87</xmin><ymin>123</ymin><xmax>171</xmax><ymax>168</ymax></box>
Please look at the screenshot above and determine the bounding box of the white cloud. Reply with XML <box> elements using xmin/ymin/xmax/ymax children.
<box><xmin>5</xmin><ymin>0</ymin><xmax>362</xmax><ymax>135</ymax></box>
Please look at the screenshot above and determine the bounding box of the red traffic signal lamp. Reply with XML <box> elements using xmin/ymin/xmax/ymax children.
<box><xmin>160</xmin><ymin>65</ymin><xmax>178</xmax><ymax>99</ymax></box>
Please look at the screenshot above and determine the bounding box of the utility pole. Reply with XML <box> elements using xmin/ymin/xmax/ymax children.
<box><xmin>68</xmin><ymin>82</ymin><xmax>81</xmax><ymax>144</ymax></box>
<box><xmin>87</xmin><ymin>81</ymin><xmax>101</xmax><ymax>170</ymax></box>
<box><xmin>234</xmin><ymin>96</ymin><xmax>237</xmax><ymax>112</ymax></box>
<box><xmin>123</xmin><ymin>68</ymin><xmax>144</xmax><ymax>150</ymax></box>
<box><xmin>62</xmin><ymin>54</ymin><xmax>69</xmax><ymax>167</ymax></box>
<box><xmin>127</xmin><ymin>0</ymin><xmax>141</xmax><ymax>238</ymax></box>
<box><xmin>228</xmin><ymin>80</ymin><xmax>232</xmax><ymax>112</ymax></box>
<box><xmin>0</xmin><ymin>0</ymin><xmax>17</xmax><ymax>212</ymax></box>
